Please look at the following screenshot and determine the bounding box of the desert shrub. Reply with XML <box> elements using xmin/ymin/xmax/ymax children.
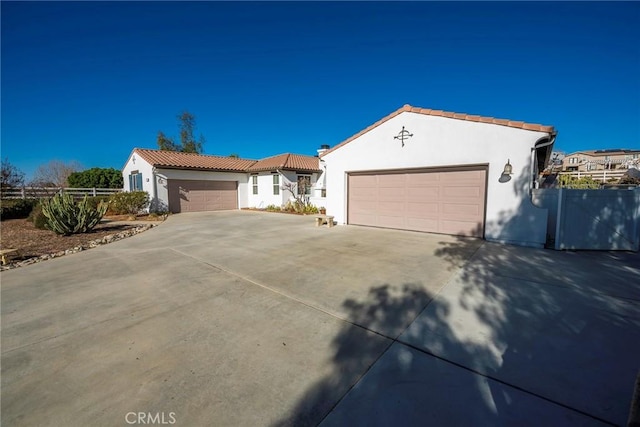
<box><xmin>108</xmin><ymin>191</ymin><xmax>149</xmax><ymax>215</ymax></box>
<box><xmin>265</xmin><ymin>204</ymin><xmax>281</xmax><ymax>212</ymax></box>
<box><xmin>40</xmin><ymin>193</ymin><xmax>108</xmax><ymax>235</ymax></box>
<box><xmin>282</xmin><ymin>201</ymin><xmax>318</xmax><ymax>214</ymax></box>
<box><xmin>27</xmin><ymin>203</ymin><xmax>48</xmax><ymax>229</ymax></box>
<box><xmin>283</xmin><ymin>200</ymin><xmax>297</xmax><ymax>213</ymax></box>
<box><xmin>304</xmin><ymin>204</ymin><xmax>319</xmax><ymax>214</ymax></box>
<box><xmin>0</xmin><ymin>198</ymin><xmax>38</xmax><ymax>220</ymax></box>
<box><xmin>85</xmin><ymin>195</ymin><xmax>111</xmax><ymax>210</ymax></box>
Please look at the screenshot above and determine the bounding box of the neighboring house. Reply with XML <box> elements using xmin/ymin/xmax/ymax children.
<box><xmin>560</xmin><ymin>149</ymin><xmax>640</xmax><ymax>181</ymax></box>
<box><xmin>319</xmin><ymin>104</ymin><xmax>556</xmax><ymax>248</ymax></box>
<box><xmin>122</xmin><ymin>148</ymin><xmax>322</xmax><ymax>213</ymax></box>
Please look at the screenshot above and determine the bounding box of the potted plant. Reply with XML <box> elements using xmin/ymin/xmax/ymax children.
<box><xmin>319</xmin><ymin>206</ymin><xmax>326</xmax><ymax>215</ymax></box>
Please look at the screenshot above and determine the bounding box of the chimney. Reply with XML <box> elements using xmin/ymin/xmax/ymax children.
<box><xmin>317</xmin><ymin>144</ymin><xmax>330</xmax><ymax>157</ymax></box>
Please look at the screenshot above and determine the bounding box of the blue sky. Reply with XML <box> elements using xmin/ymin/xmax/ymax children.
<box><xmin>2</xmin><ymin>1</ymin><xmax>639</xmax><ymax>181</ymax></box>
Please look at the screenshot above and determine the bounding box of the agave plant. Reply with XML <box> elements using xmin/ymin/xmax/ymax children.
<box><xmin>41</xmin><ymin>193</ymin><xmax>108</xmax><ymax>235</ymax></box>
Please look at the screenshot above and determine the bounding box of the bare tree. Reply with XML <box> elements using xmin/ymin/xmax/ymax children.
<box><xmin>31</xmin><ymin>160</ymin><xmax>82</xmax><ymax>187</ymax></box>
<box><xmin>282</xmin><ymin>179</ymin><xmax>311</xmax><ymax>208</ymax></box>
<box><xmin>1</xmin><ymin>157</ymin><xmax>25</xmax><ymax>189</ymax></box>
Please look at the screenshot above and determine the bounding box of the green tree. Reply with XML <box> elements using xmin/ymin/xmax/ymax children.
<box><xmin>156</xmin><ymin>111</ymin><xmax>205</xmax><ymax>153</ymax></box>
<box><xmin>156</xmin><ymin>131</ymin><xmax>179</xmax><ymax>151</ymax></box>
<box><xmin>1</xmin><ymin>157</ymin><xmax>25</xmax><ymax>189</ymax></box>
<box><xmin>67</xmin><ymin>167</ymin><xmax>124</xmax><ymax>188</ymax></box>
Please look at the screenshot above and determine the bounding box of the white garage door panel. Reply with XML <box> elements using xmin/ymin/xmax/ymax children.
<box><xmin>348</xmin><ymin>168</ymin><xmax>486</xmax><ymax>237</ymax></box>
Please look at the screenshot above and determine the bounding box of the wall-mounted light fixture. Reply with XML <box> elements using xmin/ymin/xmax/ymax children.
<box><xmin>393</xmin><ymin>126</ymin><xmax>413</xmax><ymax>147</ymax></box>
<box><xmin>502</xmin><ymin>159</ymin><xmax>513</xmax><ymax>175</ymax></box>
<box><xmin>499</xmin><ymin>159</ymin><xmax>513</xmax><ymax>183</ymax></box>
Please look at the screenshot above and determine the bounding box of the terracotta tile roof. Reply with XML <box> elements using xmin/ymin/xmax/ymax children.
<box><xmin>247</xmin><ymin>153</ymin><xmax>321</xmax><ymax>172</ymax></box>
<box><xmin>321</xmin><ymin>104</ymin><xmax>557</xmax><ymax>157</ymax></box>
<box><xmin>133</xmin><ymin>148</ymin><xmax>257</xmax><ymax>172</ymax></box>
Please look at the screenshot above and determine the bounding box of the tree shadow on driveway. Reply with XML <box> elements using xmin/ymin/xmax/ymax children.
<box><xmin>273</xmin><ymin>238</ymin><xmax>640</xmax><ymax>426</ymax></box>
<box><xmin>271</xmin><ymin>283</ymin><xmax>434</xmax><ymax>427</ymax></box>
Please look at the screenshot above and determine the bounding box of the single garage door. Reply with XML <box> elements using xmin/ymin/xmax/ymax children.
<box><xmin>348</xmin><ymin>167</ymin><xmax>486</xmax><ymax>237</ymax></box>
<box><xmin>167</xmin><ymin>179</ymin><xmax>238</xmax><ymax>213</ymax></box>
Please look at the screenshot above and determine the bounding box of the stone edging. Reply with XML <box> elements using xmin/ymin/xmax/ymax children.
<box><xmin>1</xmin><ymin>224</ymin><xmax>157</xmax><ymax>271</ymax></box>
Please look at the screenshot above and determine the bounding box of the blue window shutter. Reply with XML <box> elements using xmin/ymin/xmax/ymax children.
<box><xmin>129</xmin><ymin>175</ymin><xmax>133</xmax><ymax>191</ymax></box>
<box><xmin>136</xmin><ymin>174</ymin><xmax>143</xmax><ymax>191</ymax></box>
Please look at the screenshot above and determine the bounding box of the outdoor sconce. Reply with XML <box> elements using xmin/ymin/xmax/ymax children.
<box><xmin>393</xmin><ymin>126</ymin><xmax>413</xmax><ymax>147</ymax></box>
<box><xmin>502</xmin><ymin>159</ymin><xmax>513</xmax><ymax>175</ymax></box>
<box><xmin>499</xmin><ymin>159</ymin><xmax>513</xmax><ymax>183</ymax></box>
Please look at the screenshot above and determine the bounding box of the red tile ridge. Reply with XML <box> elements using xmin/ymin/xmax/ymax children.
<box><xmin>320</xmin><ymin>105</ymin><xmax>556</xmax><ymax>158</ymax></box>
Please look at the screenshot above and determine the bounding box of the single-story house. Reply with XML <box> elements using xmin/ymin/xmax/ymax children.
<box><xmin>123</xmin><ymin>104</ymin><xmax>556</xmax><ymax>247</ymax></box>
<box><xmin>122</xmin><ymin>149</ymin><xmax>322</xmax><ymax>213</ymax></box>
<box><xmin>319</xmin><ymin>104</ymin><xmax>556</xmax><ymax>247</ymax></box>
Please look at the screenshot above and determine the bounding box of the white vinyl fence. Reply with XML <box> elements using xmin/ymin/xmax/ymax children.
<box><xmin>1</xmin><ymin>187</ymin><xmax>122</xmax><ymax>200</ymax></box>
<box><xmin>533</xmin><ymin>188</ymin><xmax>640</xmax><ymax>251</ymax></box>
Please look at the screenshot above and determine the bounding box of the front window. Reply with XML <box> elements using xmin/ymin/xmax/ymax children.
<box><xmin>297</xmin><ymin>175</ymin><xmax>311</xmax><ymax>195</ymax></box>
<box><xmin>129</xmin><ymin>171</ymin><xmax>143</xmax><ymax>191</ymax></box>
<box><xmin>273</xmin><ymin>174</ymin><xmax>280</xmax><ymax>195</ymax></box>
<box><xmin>252</xmin><ymin>175</ymin><xmax>258</xmax><ymax>195</ymax></box>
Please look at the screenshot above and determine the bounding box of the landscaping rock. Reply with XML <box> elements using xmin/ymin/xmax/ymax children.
<box><xmin>0</xmin><ymin>224</ymin><xmax>157</xmax><ymax>271</ymax></box>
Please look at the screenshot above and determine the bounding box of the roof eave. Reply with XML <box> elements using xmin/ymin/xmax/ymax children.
<box><xmin>154</xmin><ymin>165</ymin><xmax>248</xmax><ymax>173</ymax></box>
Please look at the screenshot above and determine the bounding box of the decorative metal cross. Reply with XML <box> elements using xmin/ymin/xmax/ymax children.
<box><xmin>394</xmin><ymin>126</ymin><xmax>413</xmax><ymax>147</ymax></box>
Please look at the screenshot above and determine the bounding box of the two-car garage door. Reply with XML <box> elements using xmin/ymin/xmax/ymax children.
<box><xmin>348</xmin><ymin>167</ymin><xmax>487</xmax><ymax>237</ymax></box>
<box><xmin>167</xmin><ymin>179</ymin><xmax>238</xmax><ymax>213</ymax></box>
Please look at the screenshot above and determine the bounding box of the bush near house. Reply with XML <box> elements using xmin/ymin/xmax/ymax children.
<box><xmin>27</xmin><ymin>203</ymin><xmax>48</xmax><ymax>229</ymax></box>
<box><xmin>283</xmin><ymin>201</ymin><xmax>319</xmax><ymax>214</ymax></box>
<box><xmin>86</xmin><ymin>196</ymin><xmax>112</xmax><ymax>212</ymax></box>
<box><xmin>108</xmin><ymin>191</ymin><xmax>150</xmax><ymax>215</ymax></box>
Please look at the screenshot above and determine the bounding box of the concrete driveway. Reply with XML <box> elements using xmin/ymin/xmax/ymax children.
<box><xmin>2</xmin><ymin>211</ymin><xmax>639</xmax><ymax>426</ymax></box>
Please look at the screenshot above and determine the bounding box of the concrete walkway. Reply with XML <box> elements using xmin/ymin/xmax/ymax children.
<box><xmin>1</xmin><ymin>211</ymin><xmax>638</xmax><ymax>426</ymax></box>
